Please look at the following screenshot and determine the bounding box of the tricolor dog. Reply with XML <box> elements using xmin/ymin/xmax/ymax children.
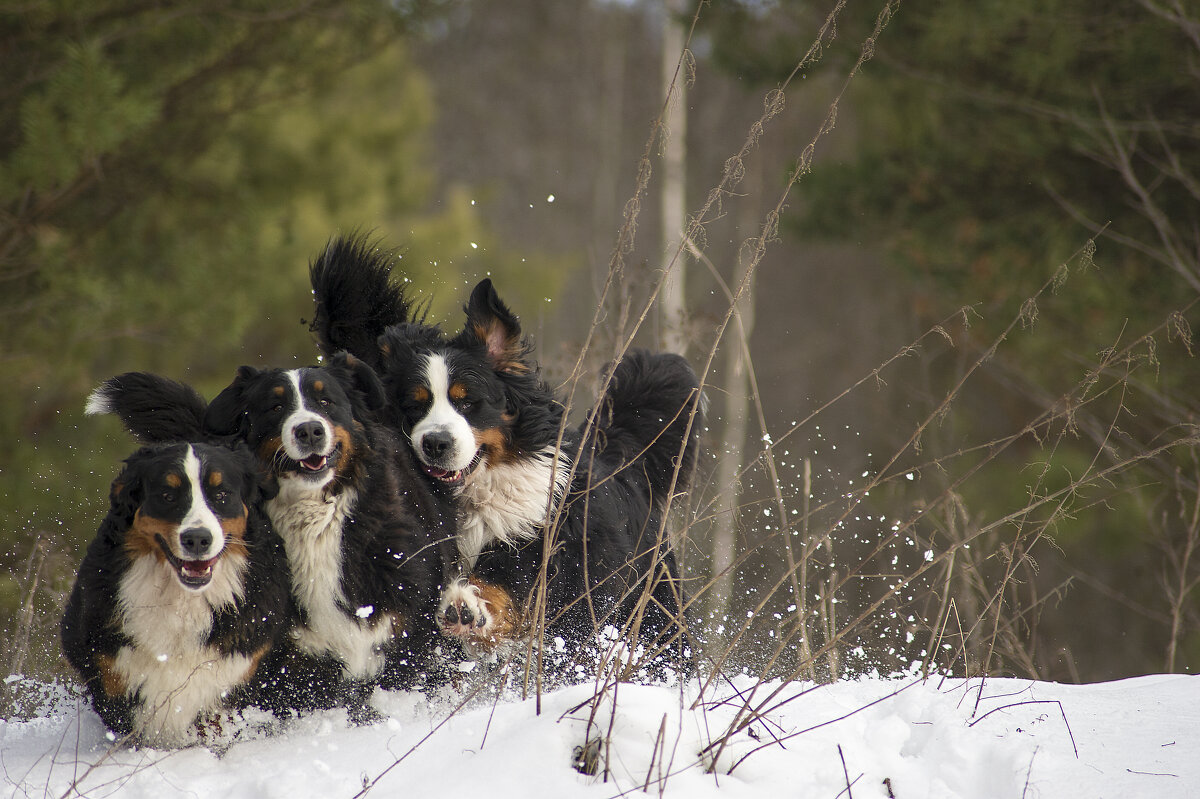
<box><xmin>63</xmin><ymin>375</ymin><xmax>290</xmax><ymax>746</ymax></box>
<box><xmin>309</xmin><ymin>236</ymin><xmax>703</xmax><ymax>670</ymax></box>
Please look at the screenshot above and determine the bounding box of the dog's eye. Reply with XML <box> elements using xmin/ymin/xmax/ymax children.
<box><xmin>160</xmin><ymin>491</ymin><xmax>177</xmax><ymax>504</ymax></box>
<box><xmin>270</xmin><ymin>403</ymin><xmax>284</xmax><ymax>414</ymax></box>
<box><xmin>211</xmin><ymin>489</ymin><xmax>230</xmax><ymax>504</ymax></box>
<box><xmin>319</xmin><ymin>397</ymin><xmax>332</xmax><ymax>407</ymax></box>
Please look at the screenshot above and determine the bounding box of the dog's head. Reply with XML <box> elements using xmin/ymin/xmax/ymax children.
<box><xmin>108</xmin><ymin>442</ymin><xmax>262</xmax><ymax>592</ymax></box>
<box><xmin>376</xmin><ymin>279</ymin><xmax>555</xmax><ymax>490</ymax></box>
<box><xmin>203</xmin><ymin>353</ymin><xmax>384</xmax><ymax>497</ymax></box>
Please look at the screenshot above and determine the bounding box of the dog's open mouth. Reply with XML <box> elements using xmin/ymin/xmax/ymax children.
<box><xmin>280</xmin><ymin>445</ymin><xmax>340</xmax><ymax>479</ymax></box>
<box><xmin>155</xmin><ymin>534</ymin><xmax>221</xmax><ymax>590</ymax></box>
<box><xmin>422</xmin><ymin>450</ymin><xmax>484</xmax><ymax>487</ymax></box>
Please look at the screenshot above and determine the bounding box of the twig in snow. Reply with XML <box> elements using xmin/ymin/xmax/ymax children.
<box><xmin>837</xmin><ymin>744</ymin><xmax>855</xmax><ymax>799</ymax></box>
<box><xmin>643</xmin><ymin>714</ymin><xmax>668</xmax><ymax>792</ymax></box>
<box><xmin>968</xmin><ymin>699</ymin><xmax>1078</xmax><ymax>758</ymax></box>
<box><xmin>1022</xmin><ymin>747</ymin><xmax>1039</xmax><ymax>799</ymax></box>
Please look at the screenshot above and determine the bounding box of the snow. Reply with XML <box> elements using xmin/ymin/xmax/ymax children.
<box><xmin>3</xmin><ymin>671</ymin><xmax>1199</xmax><ymax>798</ymax></box>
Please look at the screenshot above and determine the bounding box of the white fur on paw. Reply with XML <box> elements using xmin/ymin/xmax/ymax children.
<box><xmin>438</xmin><ymin>580</ymin><xmax>493</xmax><ymax>640</ymax></box>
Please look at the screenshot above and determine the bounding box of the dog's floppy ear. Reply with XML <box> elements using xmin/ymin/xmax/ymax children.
<box><xmin>232</xmin><ymin>442</ymin><xmax>276</xmax><ymax>503</ymax></box>
<box><xmin>103</xmin><ymin>453</ymin><xmax>148</xmax><ymax>537</ymax></box>
<box><xmin>459</xmin><ymin>278</ymin><xmax>529</xmax><ymax>374</ymax></box>
<box><xmin>204</xmin><ymin>366</ymin><xmax>258</xmax><ymax>437</ymax></box>
<box><xmin>328</xmin><ymin>351</ymin><xmax>386</xmax><ymax>412</ymax></box>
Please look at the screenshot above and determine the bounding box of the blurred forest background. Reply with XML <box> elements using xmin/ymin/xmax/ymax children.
<box><xmin>3</xmin><ymin>0</ymin><xmax>1200</xmax><ymax>696</ymax></box>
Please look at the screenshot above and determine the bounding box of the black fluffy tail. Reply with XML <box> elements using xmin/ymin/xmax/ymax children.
<box><xmin>85</xmin><ymin>372</ymin><xmax>208</xmax><ymax>443</ymax></box>
<box><xmin>589</xmin><ymin>350</ymin><xmax>704</xmax><ymax>507</ymax></box>
<box><xmin>309</xmin><ymin>234</ymin><xmax>417</xmax><ymax>370</ymax></box>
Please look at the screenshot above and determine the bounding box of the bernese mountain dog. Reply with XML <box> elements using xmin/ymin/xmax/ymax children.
<box><xmin>202</xmin><ymin>351</ymin><xmax>455</xmax><ymax>713</ymax></box>
<box><xmin>62</xmin><ymin>373</ymin><xmax>291</xmax><ymax>747</ymax></box>
<box><xmin>308</xmin><ymin>235</ymin><xmax>704</xmax><ymax>671</ymax></box>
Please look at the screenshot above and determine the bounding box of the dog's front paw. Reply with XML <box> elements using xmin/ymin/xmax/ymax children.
<box><xmin>437</xmin><ymin>577</ymin><xmax>519</xmax><ymax>653</ymax></box>
<box><xmin>438</xmin><ymin>579</ymin><xmax>491</xmax><ymax>639</ymax></box>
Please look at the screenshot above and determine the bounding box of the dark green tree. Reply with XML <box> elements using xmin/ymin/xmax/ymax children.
<box><xmin>0</xmin><ymin>0</ymin><xmax>564</xmax><ymax>682</ymax></box>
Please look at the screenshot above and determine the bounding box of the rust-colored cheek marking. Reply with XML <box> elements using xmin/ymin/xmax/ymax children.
<box><xmin>257</xmin><ymin>436</ymin><xmax>283</xmax><ymax>465</ymax></box>
<box><xmin>126</xmin><ymin>511</ymin><xmax>174</xmax><ymax>560</ymax></box>
<box><xmin>221</xmin><ymin>508</ymin><xmax>249</xmax><ymax>559</ymax></box>
<box><xmin>96</xmin><ymin>653</ymin><xmax>128</xmax><ymax>698</ymax></box>
<box><xmin>333</xmin><ymin>425</ymin><xmax>356</xmax><ymax>472</ymax></box>
<box><xmin>468</xmin><ymin>577</ymin><xmax>521</xmax><ymax>651</ymax></box>
<box><xmin>474</xmin><ymin>426</ymin><xmax>514</xmax><ymax>465</ymax></box>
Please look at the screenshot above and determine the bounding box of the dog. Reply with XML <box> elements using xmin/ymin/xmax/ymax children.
<box><xmin>62</xmin><ymin>373</ymin><xmax>291</xmax><ymax>747</ymax></box>
<box><xmin>202</xmin><ymin>351</ymin><xmax>455</xmax><ymax>712</ymax></box>
<box><xmin>309</xmin><ymin>235</ymin><xmax>703</xmax><ymax>669</ymax></box>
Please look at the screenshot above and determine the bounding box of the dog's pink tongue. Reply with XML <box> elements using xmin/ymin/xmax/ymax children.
<box><xmin>428</xmin><ymin>466</ymin><xmax>461</xmax><ymax>482</ymax></box>
<box><xmin>182</xmin><ymin>557</ymin><xmax>217</xmax><ymax>577</ymax></box>
<box><xmin>301</xmin><ymin>454</ymin><xmax>328</xmax><ymax>471</ymax></box>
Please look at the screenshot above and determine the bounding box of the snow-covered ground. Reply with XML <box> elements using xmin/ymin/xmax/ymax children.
<box><xmin>3</xmin><ymin>670</ymin><xmax>1198</xmax><ymax>798</ymax></box>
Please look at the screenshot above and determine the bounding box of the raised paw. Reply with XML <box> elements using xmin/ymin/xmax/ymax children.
<box><xmin>438</xmin><ymin>579</ymin><xmax>492</xmax><ymax>639</ymax></box>
<box><xmin>436</xmin><ymin>577</ymin><xmax>520</xmax><ymax>654</ymax></box>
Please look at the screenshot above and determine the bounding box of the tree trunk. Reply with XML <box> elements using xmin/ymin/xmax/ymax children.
<box><xmin>707</xmin><ymin>161</ymin><xmax>759</xmax><ymax>637</ymax></box>
<box><xmin>659</xmin><ymin>0</ymin><xmax>688</xmax><ymax>356</ymax></box>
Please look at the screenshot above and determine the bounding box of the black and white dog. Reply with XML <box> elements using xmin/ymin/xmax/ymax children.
<box><xmin>62</xmin><ymin>374</ymin><xmax>291</xmax><ymax>746</ymax></box>
<box><xmin>309</xmin><ymin>236</ymin><xmax>703</xmax><ymax>668</ymax></box>
<box><xmin>203</xmin><ymin>351</ymin><xmax>454</xmax><ymax>710</ymax></box>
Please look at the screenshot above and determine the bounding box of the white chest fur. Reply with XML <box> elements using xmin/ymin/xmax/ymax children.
<box><xmin>114</xmin><ymin>555</ymin><xmax>251</xmax><ymax>745</ymax></box>
<box><xmin>456</xmin><ymin>446</ymin><xmax>570</xmax><ymax>570</ymax></box>
<box><xmin>267</xmin><ymin>482</ymin><xmax>393</xmax><ymax>680</ymax></box>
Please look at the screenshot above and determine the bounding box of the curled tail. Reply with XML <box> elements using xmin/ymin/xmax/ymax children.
<box><xmin>85</xmin><ymin>372</ymin><xmax>208</xmax><ymax>443</ymax></box>
<box><xmin>589</xmin><ymin>350</ymin><xmax>705</xmax><ymax>507</ymax></box>
<box><xmin>308</xmin><ymin>233</ymin><xmax>417</xmax><ymax>369</ymax></box>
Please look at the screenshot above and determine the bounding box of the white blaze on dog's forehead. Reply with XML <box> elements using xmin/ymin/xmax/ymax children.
<box><xmin>412</xmin><ymin>353</ymin><xmax>477</xmax><ymax>472</ymax></box>
<box><xmin>180</xmin><ymin>445</ymin><xmax>224</xmax><ymax>557</ymax></box>
<box><xmin>286</xmin><ymin>369</ymin><xmax>305</xmax><ymax>410</ymax></box>
<box><xmin>280</xmin><ymin>369</ymin><xmax>334</xmax><ymax>459</ymax></box>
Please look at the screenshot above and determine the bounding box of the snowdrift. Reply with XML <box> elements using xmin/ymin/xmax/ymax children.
<box><xmin>3</xmin><ymin>671</ymin><xmax>1198</xmax><ymax>798</ymax></box>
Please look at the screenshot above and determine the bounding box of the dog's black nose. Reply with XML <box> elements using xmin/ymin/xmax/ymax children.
<box><xmin>179</xmin><ymin>527</ymin><xmax>214</xmax><ymax>558</ymax></box>
<box><xmin>422</xmin><ymin>431</ymin><xmax>453</xmax><ymax>460</ymax></box>
<box><xmin>295</xmin><ymin>421</ymin><xmax>326</xmax><ymax>449</ymax></box>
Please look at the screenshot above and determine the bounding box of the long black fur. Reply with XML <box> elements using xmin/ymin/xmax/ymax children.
<box><xmin>309</xmin><ymin>234</ymin><xmax>424</xmax><ymax>373</ymax></box>
<box><xmin>474</xmin><ymin>348</ymin><xmax>703</xmax><ymax>659</ymax></box>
